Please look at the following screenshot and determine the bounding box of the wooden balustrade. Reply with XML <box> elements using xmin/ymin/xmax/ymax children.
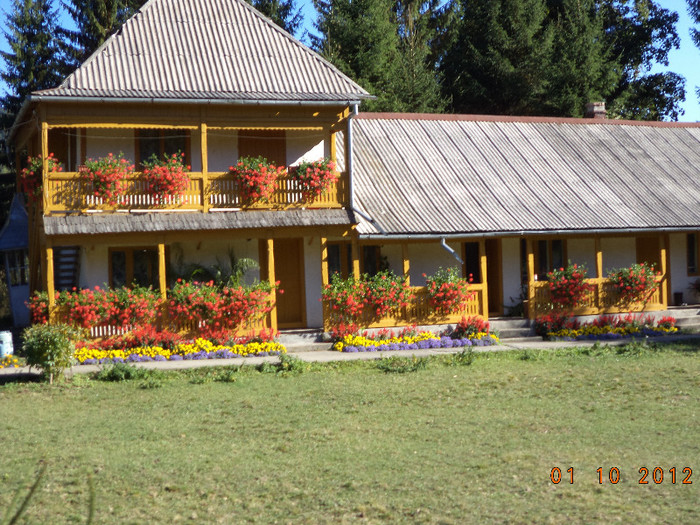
<box><xmin>529</xmin><ymin>277</ymin><xmax>665</xmax><ymax>318</ymax></box>
<box><xmin>44</xmin><ymin>170</ymin><xmax>349</xmax><ymax>214</ymax></box>
<box><xmin>323</xmin><ymin>284</ymin><xmax>486</xmax><ymax>331</ymax></box>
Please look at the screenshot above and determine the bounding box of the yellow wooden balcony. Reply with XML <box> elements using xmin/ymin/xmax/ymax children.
<box><xmin>43</xmin><ymin>170</ymin><xmax>349</xmax><ymax>214</ymax></box>
<box><xmin>323</xmin><ymin>284</ymin><xmax>487</xmax><ymax>331</ymax></box>
<box><xmin>529</xmin><ymin>277</ymin><xmax>665</xmax><ymax>318</ymax></box>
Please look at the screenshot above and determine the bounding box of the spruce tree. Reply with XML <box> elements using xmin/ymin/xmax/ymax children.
<box><xmin>440</xmin><ymin>0</ymin><xmax>554</xmax><ymax>115</ymax></box>
<box><xmin>62</xmin><ymin>0</ymin><xmax>146</xmax><ymax>65</ymax></box>
<box><xmin>0</xmin><ymin>0</ymin><xmax>69</xmax><ymax>129</ymax></box>
<box><xmin>247</xmin><ymin>0</ymin><xmax>303</xmax><ymax>36</ymax></box>
<box><xmin>687</xmin><ymin>0</ymin><xmax>700</xmax><ymax>100</ymax></box>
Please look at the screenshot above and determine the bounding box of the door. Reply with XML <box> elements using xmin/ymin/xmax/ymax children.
<box><xmin>485</xmin><ymin>239</ymin><xmax>502</xmax><ymax>316</ymax></box>
<box><xmin>274</xmin><ymin>238</ymin><xmax>306</xmax><ymax>328</ymax></box>
<box><xmin>636</xmin><ymin>235</ymin><xmax>661</xmax><ymax>271</ymax></box>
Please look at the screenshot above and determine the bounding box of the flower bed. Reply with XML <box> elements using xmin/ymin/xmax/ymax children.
<box><xmin>333</xmin><ymin>329</ymin><xmax>498</xmax><ymax>352</ymax></box>
<box><xmin>74</xmin><ymin>338</ymin><xmax>286</xmax><ymax>365</ymax></box>
<box><xmin>0</xmin><ymin>354</ymin><xmax>21</xmax><ymax>369</ymax></box>
<box><xmin>537</xmin><ymin>314</ymin><xmax>678</xmax><ymax>341</ymax></box>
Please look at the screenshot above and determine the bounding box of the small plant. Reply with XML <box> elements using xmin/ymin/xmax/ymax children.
<box><xmin>449</xmin><ymin>347</ymin><xmax>474</xmax><ymax>367</ymax></box>
<box><xmin>452</xmin><ymin>315</ymin><xmax>490</xmax><ymax>338</ymax></box>
<box><xmin>277</xmin><ymin>354</ymin><xmax>310</xmax><ymax>375</ymax></box>
<box><xmin>19</xmin><ymin>153</ymin><xmax>63</xmax><ymax>203</ymax></box>
<box><xmin>142</xmin><ymin>152</ymin><xmax>190</xmax><ymax>205</ymax></box>
<box><xmin>424</xmin><ymin>267</ymin><xmax>474</xmax><ymax>315</ymax></box>
<box><xmin>94</xmin><ymin>362</ymin><xmax>148</xmax><ymax>382</ymax></box>
<box><xmin>81</xmin><ymin>152</ymin><xmax>134</xmax><ymax>205</ymax></box>
<box><xmin>608</xmin><ymin>262</ymin><xmax>659</xmax><ymax>306</ymax></box>
<box><xmin>229</xmin><ymin>156</ymin><xmax>285</xmax><ymax>204</ymax></box>
<box><xmin>376</xmin><ymin>355</ymin><xmax>429</xmax><ymax>374</ymax></box>
<box><xmin>22</xmin><ymin>323</ymin><xmax>78</xmax><ymax>383</ymax></box>
<box><xmin>547</xmin><ymin>262</ymin><xmax>594</xmax><ymax>310</ymax></box>
<box><xmin>291</xmin><ymin>158</ymin><xmax>338</xmax><ymax>201</ymax></box>
<box><xmin>534</xmin><ymin>312</ymin><xmax>579</xmax><ymax>337</ymax></box>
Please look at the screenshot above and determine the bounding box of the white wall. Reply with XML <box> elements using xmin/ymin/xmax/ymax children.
<box><xmin>207</xmin><ymin>130</ymin><xmax>237</xmax><ymax>172</ymax></box>
<box><xmin>85</xmin><ymin>129</ymin><xmax>135</xmax><ymax>162</ymax></box>
<box><xmin>407</xmin><ymin>241</ymin><xmax>463</xmax><ymax>286</ymax></box>
<box><xmin>669</xmin><ymin>232</ymin><xmax>700</xmax><ymax>304</ymax></box>
<box><xmin>601</xmin><ymin>237</ymin><xmax>636</xmax><ymax>273</ymax></box>
<box><xmin>567</xmin><ymin>238</ymin><xmax>596</xmax><ymax>276</ymax></box>
<box><xmin>81</xmin><ymin>244</ymin><xmax>110</xmax><ymax>288</ymax></box>
<box><xmin>304</xmin><ymin>237</ymin><xmax>323</xmax><ymax>327</ymax></box>
<box><xmin>287</xmin><ymin>130</ymin><xmax>325</xmax><ymax>166</ymax></box>
<box><xmin>501</xmin><ymin>237</ymin><xmax>522</xmax><ymax>311</ymax></box>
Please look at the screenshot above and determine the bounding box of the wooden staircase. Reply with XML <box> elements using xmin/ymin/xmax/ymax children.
<box><xmin>53</xmin><ymin>246</ymin><xmax>81</xmax><ymax>291</ymax></box>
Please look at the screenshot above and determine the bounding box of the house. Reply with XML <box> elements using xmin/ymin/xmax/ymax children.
<box><xmin>8</xmin><ymin>0</ymin><xmax>700</xmax><ymax>334</ymax></box>
<box><xmin>0</xmin><ymin>195</ymin><xmax>30</xmax><ymax>326</ymax></box>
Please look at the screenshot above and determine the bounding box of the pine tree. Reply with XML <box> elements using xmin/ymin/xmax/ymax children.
<box><xmin>0</xmin><ymin>0</ymin><xmax>69</xmax><ymax>129</ymax></box>
<box><xmin>246</xmin><ymin>0</ymin><xmax>303</xmax><ymax>36</ymax></box>
<box><xmin>62</xmin><ymin>0</ymin><xmax>146</xmax><ymax>65</ymax></box>
<box><xmin>687</xmin><ymin>0</ymin><xmax>700</xmax><ymax>100</ymax></box>
<box><xmin>440</xmin><ymin>0</ymin><xmax>554</xmax><ymax>115</ymax></box>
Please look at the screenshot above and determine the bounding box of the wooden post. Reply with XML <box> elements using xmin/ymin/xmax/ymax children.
<box><xmin>266</xmin><ymin>238</ymin><xmax>278</xmax><ymax>331</ymax></box>
<box><xmin>595</xmin><ymin>236</ymin><xmax>603</xmax><ymax>310</ymax></box>
<box><xmin>41</xmin><ymin>121</ymin><xmax>49</xmax><ymax>212</ymax></box>
<box><xmin>329</xmin><ymin>130</ymin><xmax>337</xmax><ymax>163</ymax></box>
<box><xmin>479</xmin><ymin>239</ymin><xmax>489</xmax><ymax>319</ymax></box>
<box><xmin>401</xmin><ymin>242</ymin><xmax>410</xmax><ymax>286</ymax></box>
<box><xmin>320</xmin><ymin>237</ymin><xmax>329</xmax><ymax>287</ymax></box>
<box><xmin>351</xmin><ymin>237</ymin><xmax>360</xmax><ymax>279</ymax></box>
<box><xmin>526</xmin><ymin>239</ymin><xmax>535</xmax><ymax>319</ymax></box>
<box><xmin>659</xmin><ymin>234</ymin><xmax>668</xmax><ymax>308</ymax></box>
<box><xmin>158</xmin><ymin>243</ymin><xmax>167</xmax><ymax>300</ymax></box>
<box><xmin>46</xmin><ymin>243</ymin><xmax>55</xmax><ymax>323</ymax></box>
<box><xmin>200</xmin><ymin>123</ymin><xmax>209</xmax><ymax>212</ymax></box>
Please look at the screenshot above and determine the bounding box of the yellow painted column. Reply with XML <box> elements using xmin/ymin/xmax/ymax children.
<box><xmin>351</xmin><ymin>237</ymin><xmax>360</xmax><ymax>279</ymax></box>
<box><xmin>267</xmin><ymin>238</ymin><xmax>278</xmax><ymax>331</ymax></box>
<box><xmin>401</xmin><ymin>242</ymin><xmax>410</xmax><ymax>286</ymax></box>
<box><xmin>321</xmin><ymin>237</ymin><xmax>329</xmax><ymax>287</ymax></box>
<box><xmin>158</xmin><ymin>243</ymin><xmax>167</xmax><ymax>300</ymax></box>
<box><xmin>526</xmin><ymin>239</ymin><xmax>535</xmax><ymax>319</ymax></box>
<box><xmin>595</xmin><ymin>236</ymin><xmax>603</xmax><ymax>310</ymax></box>
<box><xmin>46</xmin><ymin>244</ymin><xmax>55</xmax><ymax>323</ymax></box>
<box><xmin>479</xmin><ymin>239</ymin><xmax>489</xmax><ymax>319</ymax></box>
<box><xmin>41</xmin><ymin>121</ymin><xmax>49</xmax><ymax>212</ymax></box>
<box><xmin>659</xmin><ymin>235</ymin><xmax>668</xmax><ymax>307</ymax></box>
<box><xmin>329</xmin><ymin>130</ymin><xmax>337</xmax><ymax>163</ymax></box>
<box><xmin>200</xmin><ymin>123</ymin><xmax>209</xmax><ymax>213</ymax></box>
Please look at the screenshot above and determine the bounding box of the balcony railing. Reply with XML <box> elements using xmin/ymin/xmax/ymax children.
<box><xmin>43</xmin><ymin>170</ymin><xmax>349</xmax><ymax>214</ymax></box>
<box><xmin>323</xmin><ymin>284</ymin><xmax>486</xmax><ymax>331</ymax></box>
<box><xmin>529</xmin><ymin>277</ymin><xmax>665</xmax><ymax>318</ymax></box>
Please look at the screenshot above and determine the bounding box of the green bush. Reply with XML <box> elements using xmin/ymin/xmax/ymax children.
<box><xmin>95</xmin><ymin>362</ymin><xmax>148</xmax><ymax>382</ymax></box>
<box><xmin>22</xmin><ymin>324</ymin><xmax>78</xmax><ymax>383</ymax></box>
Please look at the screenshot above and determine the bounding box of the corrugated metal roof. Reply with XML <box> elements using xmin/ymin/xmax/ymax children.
<box><xmin>43</xmin><ymin>209</ymin><xmax>353</xmax><ymax>236</ymax></box>
<box><xmin>38</xmin><ymin>0</ymin><xmax>369</xmax><ymax>103</ymax></box>
<box><xmin>348</xmin><ymin>114</ymin><xmax>700</xmax><ymax>236</ymax></box>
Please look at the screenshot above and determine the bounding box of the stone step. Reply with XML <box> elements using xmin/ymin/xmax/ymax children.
<box><xmin>489</xmin><ymin>317</ymin><xmax>531</xmax><ymax>330</ymax></box>
<box><xmin>666</xmin><ymin>306</ymin><xmax>700</xmax><ymax>319</ymax></box>
<box><xmin>496</xmin><ymin>327</ymin><xmax>534</xmax><ymax>339</ymax></box>
<box><xmin>277</xmin><ymin>329</ymin><xmax>324</xmax><ymax>346</ymax></box>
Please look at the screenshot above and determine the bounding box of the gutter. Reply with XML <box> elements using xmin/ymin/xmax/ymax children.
<box><xmin>440</xmin><ymin>238</ymin><xmax>464</xmax><ymax>264</ymax></box>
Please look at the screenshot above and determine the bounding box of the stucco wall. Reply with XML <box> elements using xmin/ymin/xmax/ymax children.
<box><xmin>600</xmin><ymin>237</ymin><xmax>636</xmax><ymax>273</ymax></box>
<box><xmin>85</xmin><ymin>129</ymin><xmax>135</xmax><ymax>161</ymax></box>
<box><xmin>501</xmin><ymin>237</ymin><xmax>522</xmax><ymax>312</ymax></box>
<box><xmin>207</xmin><ymin>130</ymin><xmax>237</xmax><ymax>172</ymax></box>
<box><xmin>406</xmin><ymin>241</ymin><xmax>462</xmax><ymax>286</ymax></box>
<box><xmin>304</xmin><ymin>237</ymin><xmax>323</xmax><ymax>327</ymax></box>
<box><xmin>567</xmin><ymin>238</ymin><xmax>596</xmax><ymax>275</ymax></box>
<box><xmin>287</xmin><ymin>131</ymin><xmax>325</xmax><ymax>166</ymax></box>
<box><xmin>669</xmin><ymin>232</ymin><xmax>700</xmax><ymax>304</ymax></box>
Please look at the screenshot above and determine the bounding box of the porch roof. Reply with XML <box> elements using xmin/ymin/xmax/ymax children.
<box><xmin>32</xmin><ymin>0</ymin><xmax>369</xmax><ymax>105</ymax></box>
<box><xmin>349</xmin><ymin>113</ymin><xmax>700</xmax><ymax>238</ymax></box>
<box><xmin>43</xmin><ymin>209</ymin><xmax>354</xmax><ymax>236</ymax></box>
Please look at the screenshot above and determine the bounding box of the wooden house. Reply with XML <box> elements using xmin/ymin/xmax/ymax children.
<box><xmin>8</xmin><ymin>0</ymin><xmax>700</xmax><ymax>332</ymax></box>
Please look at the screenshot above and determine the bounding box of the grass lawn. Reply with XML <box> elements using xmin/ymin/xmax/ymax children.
<box><xmin>1</xmin><ymin>340</ymin><xmax>699</xmax><ymax>524</ymax></box>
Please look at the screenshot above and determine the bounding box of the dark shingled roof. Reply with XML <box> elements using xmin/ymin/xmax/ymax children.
<box><xmin>43</xmin><ymin>209</ymin><xmax>354</xmax><ymax>236</ymax></box>
<box><xmin>349</xmin><ymin>113</ymin><xmax>700</xmax><ymax>237</ymax></box>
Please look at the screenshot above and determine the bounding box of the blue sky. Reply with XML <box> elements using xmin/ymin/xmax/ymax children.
<box><xmin>1</xmin><ymin>0</ymin><xmax>699</xmax><ymax>122</ymax></box>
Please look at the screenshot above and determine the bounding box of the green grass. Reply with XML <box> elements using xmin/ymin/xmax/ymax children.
<box><xmin>1</xmin><ymin>341</ymin><xmax>699</xmax><ymax>524</ymax></box>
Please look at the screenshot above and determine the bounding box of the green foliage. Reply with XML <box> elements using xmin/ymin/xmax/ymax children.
<box><xmin>375</xmin><ymin>355</ymin><xmax>429</xmax><ymax>373</ymax></box>
<box><xmin>0</xmin><ymin>0</ymin><xmax>70</xmax><ymax>127</ymax></box>
<box><xmin>22</xmin><ymin>323</ymin><xmax>78</xmax><ymax>383</ymax></box>
<box><xmin>95</xmin><ymin>362</ymin><xmax>148</xmax><ymax>382</ymax></box>
<box><xmin>448</xmin><ymin>347</ymin><xmax>474</xmax><ymax>366</ymax></box>
<box><xmin>245</xmin><ymin>0</ymin><xmax>302</xmax><ymax>35</ymax></box>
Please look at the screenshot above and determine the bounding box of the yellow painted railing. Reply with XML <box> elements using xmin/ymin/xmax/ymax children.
<box><xmin>44</xmin><ymin>170</ymin><xmax>349</xmax><ymax>213</ymax></box>
<box><xmin>529</xmin><ymin>277</ymin><xmax>665</xmax><ymax>318</ymax></box>
<box><xmin>323</xmin><ymin>284</ymin><xmax>486</xmax><ymax>331</ymax></box>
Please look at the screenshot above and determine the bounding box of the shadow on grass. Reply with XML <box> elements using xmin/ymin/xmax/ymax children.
<box><xmin>0</xmin><ymin>371</ymin><xmax>44</xmax><ymax>385</ymax></box>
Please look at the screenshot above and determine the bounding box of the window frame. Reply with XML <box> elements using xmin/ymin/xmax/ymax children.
<box><xmin>688</xmin><ymin>233</ymin><xmax>699</xmax><ymax>276</ymax></box>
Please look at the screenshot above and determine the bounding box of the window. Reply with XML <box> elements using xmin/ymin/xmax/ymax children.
<box><xmin>136</xmin><ymin>129</ymin><xmax>190</xmax><ymax>167</ymax></box>
<box><xmin>535</xmin><ymin>239</ymin><xmax>565</xmax><ymax>280</ymax></box>
<box><xmin>327</xmin><ymin>242</ymin><xmax>352</xmax><ymax>280</ymax></box>
<box><xmin>463</xmin><ymin>242</ymin><xmax>481</xmax><ymax>283</ymax></box>
<box><xmin>5</xmin><ymin>249</ymin><xmax>29</xmax><ymax>286</ymax></box>
<box><xmin>109</xmin><ymin>247</ymin><xmax>161</xmax><ymax>288</ymax></box>
<box><xmin>688</xmin><ymin>233</ymin><xmax>698</xmax><ymax>275</ymax></box>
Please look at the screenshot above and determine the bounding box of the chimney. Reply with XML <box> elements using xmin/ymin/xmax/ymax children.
<box><xmin>584</xmin><ymin>102</ymin><xmax>606</xmax><ymax>119</ymax></box>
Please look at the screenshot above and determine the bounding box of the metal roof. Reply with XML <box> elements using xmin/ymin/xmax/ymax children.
<box><xmin>348</xmin><ymin>114</ymin><xmax>700</xmax><ymax>237</ymax></box>
<box><xmin>37</xmin><ymin>0</ymin><xmax>369</xmax><ymax>103</ymax></box>
<box><xmin>43</xmin><ymin>209</ymin><xmax>354</xmax><ymax>236</ymax></box>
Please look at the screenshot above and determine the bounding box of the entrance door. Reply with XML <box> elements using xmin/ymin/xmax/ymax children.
<box><xmin>274</xmin><ymin>238</ymin><xmax>306</xmax><ymax>328</ymax></box>
<box><xmin>485</xmin><ymin>239</ymin><xmax>502</xmax><ymax>315</ymax></box>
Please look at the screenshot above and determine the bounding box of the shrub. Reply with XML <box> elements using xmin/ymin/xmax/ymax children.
<box><xmin>229</xmin><ymin>156</ymin><xmax>284</xmax><ymax>204</ymax></box>
<box><xmin>291</xmin><ymin>158</ymin><xmax>338</xmax><ymax>201</ymax></box>
<box><xmin>452</xmin><ymin>315</ymin><xmax>490</xmax><ymax>338</ymax></box>
<box><xmin>19</xmin><ymin>153</ymin><xmax>63</xmax><ymax>203</ymax></box>
<box><xmin>547</xmin><ymin>262</ymin><xmax>594</xmax><ymax>310</ymax></box>
<box><xmin>81</xmin><ymin>152</ymin><xmax>134</xmax><ymax>205</ymax></box>
<box><xmin>142</xmin><ymin>152</ymin><xmax>190</xmax><ymax>205</ymax></box>
<box><xmin>28</xmin><ymin>291</ymin><xmax>50</xmax><ymax>324</ymax></box>
<box><xmin>365</xmin><ymin>270</ymin><xmax>412</xmax><ymax>317</ymax></box>
<box><xmin>608</xmin><ymin>262</ymin><xmax>659</xmax><ymax>306</ymax></box>
<box><xmin>322</xmin><ymin>273</ymin><xmax>367</xmax><ymax>324</ymax></box>
<box><xmin>22</xmin><ymin>323</ymin><xmax>78</xmax><ymax>383</ymax></box>
<box><xmin>424</xmin><ymin>267</ymin><xmax>474</xmax><ymax>315</ymax></box>
<box><xmin>95</xmin><ymin>362</ymin><xmax>149</xmax><ymax>382</ymax></box>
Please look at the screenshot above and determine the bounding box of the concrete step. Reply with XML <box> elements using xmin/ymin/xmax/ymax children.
<box><xmin>496</xmin><ymin>327</ymin><xmax>534</xmax><ymax>339</ymax></box>
<box><xmin>277</xmin><ymin>329</ymin><xmax>324</xmax><ymax>346</ymax></box>
<box><xmin>666</xmin><ymin>306</ymin><xmax>700</xmax><ymax>319</ymax></box>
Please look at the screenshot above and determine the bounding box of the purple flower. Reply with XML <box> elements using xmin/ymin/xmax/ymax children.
<box><xmin>440</xmin><ymin>337</ymin><xmax>454</xmax><ymax>348</ymax></box>
<box><xmin>169</xmin><ymin>354</ymin><xmax>183</xmax><ymax>361</ymax></box>
<box><xmin>154</xmin><ymin>355</ymin><xmax>166</xmax><ymax>361</ymax></box>
<box><xmin>83</xmin><ymin>359</ymin><xmax>97</xmax><ymax>365</ymax></box>
<box><xmin>344</xmin><ymin>346</ymin><xmax>358</xmax><ymax>353</ymax></box>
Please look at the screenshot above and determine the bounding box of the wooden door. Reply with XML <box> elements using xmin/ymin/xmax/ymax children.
<box><xmin>238</xmin><ymin>130</ymin><xmax>286</xmax><ymax>165</ymax></box>
<box><xmin>486</xmin><ymin>239</ymin><xmax>502</xmax><ymax>316</ymax></box>
<box><xmin>274</xmin><ymin>238</ymin><xmax>306</xmax><ymax>328</ymax></box>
